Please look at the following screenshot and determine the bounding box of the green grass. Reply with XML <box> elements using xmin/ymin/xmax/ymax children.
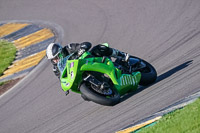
<box><xmin>139</xmin><ymin>98</ymin><xmax>200</xmax><ymax>133</ymax></box>
<box><xmin>0</xmin><ymin>40</ymin><xmax>16</xmax><ymax>76</ymax></box>
<box><xmin>0</xmin><ymin>80</ymin><xmax>9</xmax><ymax>86</ymax></box>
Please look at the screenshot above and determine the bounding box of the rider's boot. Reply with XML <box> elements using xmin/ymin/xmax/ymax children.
<box><xmin>111</xmin><ymin>49</ymin><xmax>130</xmax><ymax>62</ymax></box>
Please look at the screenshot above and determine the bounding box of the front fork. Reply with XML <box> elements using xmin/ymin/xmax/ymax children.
<box><xmin>83</xmin><ymin>74</ymin><xmax>108</xmax><ymax>90</ymax></box>
<box><xmin>83</xmin><ymin>74</ymin><xmax>113</xmax><ymax>96</ymax></box>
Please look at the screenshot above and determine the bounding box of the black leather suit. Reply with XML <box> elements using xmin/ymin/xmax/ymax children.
<box><xmin>52</xmin><ymin>42</ymin><xmax>113</xmax><ymax>78</ymax></box>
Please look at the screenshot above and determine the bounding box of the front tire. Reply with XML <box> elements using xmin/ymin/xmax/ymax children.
<box><xmin>80</xmin><ymin>83</ymin><xmax>120</xmax><ymax>106</ymax></box>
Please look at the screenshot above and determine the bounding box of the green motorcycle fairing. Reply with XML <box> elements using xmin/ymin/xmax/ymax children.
<box><xmin>58</xmin><ymin>52</ymin><xmax>141</xmax><ymax>96</ymax></box>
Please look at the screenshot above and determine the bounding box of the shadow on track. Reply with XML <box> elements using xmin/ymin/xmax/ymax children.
<box><xmin>120</xmin><ymin>60</ymin><xmax>193</xmax><ymax>103</ymax></box>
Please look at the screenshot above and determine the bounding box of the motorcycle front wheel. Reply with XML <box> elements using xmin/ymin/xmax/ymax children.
<box><xmin>80</xmin><ymin>83</ymin><xmax>120</xmax><ymax>106</ymax></box>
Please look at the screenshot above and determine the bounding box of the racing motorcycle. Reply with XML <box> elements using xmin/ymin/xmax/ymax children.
<box><xmin>58</xmin><ymin>43</ymin><xmax>157</xmax><ymax>106</ymax></box>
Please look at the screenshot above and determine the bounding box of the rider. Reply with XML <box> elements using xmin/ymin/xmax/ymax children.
<box><xmin>46</xmin><ymin>42</ymin><xmax>129</xmax><ymax>78</ymax></box>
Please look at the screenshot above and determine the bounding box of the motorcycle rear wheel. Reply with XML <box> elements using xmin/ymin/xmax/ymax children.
<box><xmin>130</xmin><ymin>56</ymin><xmax>157</xmax><ymax>86</ymax></box>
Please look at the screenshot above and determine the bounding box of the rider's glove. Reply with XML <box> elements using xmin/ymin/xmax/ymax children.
<box><xmin>53</xmin><ymin>65</ymin><xmax>60</xmax><ymax>78</ymax></box>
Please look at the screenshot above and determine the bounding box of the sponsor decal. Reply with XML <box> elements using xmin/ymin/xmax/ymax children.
<box><xmin>70</xmin><ymin>62</ymin><xmax>74</xmax><ymax>68</ymax></box>
<box><xmin>71</xmin><ymin>71</ymin><xmax>74</xmax><ymax>78</ymax></box>
<box><xmin>66</xmin><ymin>83</ymin><xmax>70</xmax><ymax>87</ymax></box>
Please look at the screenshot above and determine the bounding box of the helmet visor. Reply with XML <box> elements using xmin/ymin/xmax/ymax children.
<box><xmin>51</xmin><ymin>53</ymin><xmax>63</xmax><ymax>64</ymax></box>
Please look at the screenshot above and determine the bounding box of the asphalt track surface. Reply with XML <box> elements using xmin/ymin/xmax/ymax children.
<box><xmin>1</xmin><ymin>0</ymin><xmax>200</xmax><ymax>133</ymax></box>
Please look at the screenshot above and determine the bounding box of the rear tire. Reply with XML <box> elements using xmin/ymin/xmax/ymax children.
<box><xmin>130</xmin><ymin>56</ymin><xmax>157</xmax><ymax>86</ymax></box>
<box><xmin>80</xmin><ymin>83</ymin><xmax>120</xmax><ymax>106</ymax></box>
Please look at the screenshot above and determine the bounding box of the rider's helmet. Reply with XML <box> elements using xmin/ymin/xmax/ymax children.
<box><xmin>46</xmin><ymin>43</ymin><xmax>63</xmax><ymax>64</ymax></box>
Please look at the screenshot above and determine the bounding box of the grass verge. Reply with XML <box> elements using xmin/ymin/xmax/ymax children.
<box><xmin>0</xmin><ymin>40</ymin><xmax>16</xmax><ymax>76</ymax></box>
<box><xmin>0</xmin><ymin>80</ymin><xmax>9</xmax><ymax>86</ymax></box>
<box><xmin>139</xmin><ymin>98</ymin><xmax>200</xmax><ymax>133</ymax></box>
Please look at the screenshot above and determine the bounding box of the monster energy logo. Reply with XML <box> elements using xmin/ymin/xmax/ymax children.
<box><xmin>120</xmin><ymin>75</ymin><xmax>137</xmax><ymax>86</ymax></box>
